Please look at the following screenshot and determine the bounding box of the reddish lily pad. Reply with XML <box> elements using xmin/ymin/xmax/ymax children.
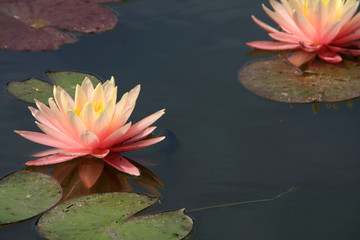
<box><xmin>0</xmin><ymin>0</ymin><xmax>118</xmax><ymax>51</ymax></box>
<box><xmin>0</xmin><ymin>171</ymin><xmax>62</xmax><ymax>225</ymax></box>
<box><xmin>7</xmin><ymin>71</ymin><xmax>102</xmax><ymax>104</ymax></box>
<box><xmin>38</xmin><ymin>192</ymin><xmax>193</xmax><ymax>240</ymax></box>
<box><xmin>238</xmin><ymin>57</ymin><xmax>360</xmax><ymax>103</ymax></box>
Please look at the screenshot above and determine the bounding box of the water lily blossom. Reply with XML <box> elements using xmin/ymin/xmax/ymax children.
<box><xmin>15</xmin><ymin>77</ymin><xmax>165</xmax><ymax>176</ymax></box>
<box><xmin>247</xmin><ymin>0</ymin><xmax>360</xmax><ymax>66</ymax></box>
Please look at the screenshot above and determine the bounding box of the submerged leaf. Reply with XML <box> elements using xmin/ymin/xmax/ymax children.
<box><xmin>7</xmin><ymin>71</ymin><xmax>102</xmax><ymax>104</ymax></box>
<box><xmin>0</xmin><ymin>0</ymin><xmax>118</xmax><ymax>51</ymax></box>
<box><xmin>0</xmin><ymin>171</ymin><xmax>62</xmax><ymax>225</ymax></box>
<box><xmin>239</xmin><ymin>57</ymin><xmax>360</xmax><ymax>103</ymax></box>
<box><xmin>38</xmin><ymin>192</ymin><xmax>193</xmax><ymax>240</ymax></box>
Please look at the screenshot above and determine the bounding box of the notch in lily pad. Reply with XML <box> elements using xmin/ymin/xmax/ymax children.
<box><xmin>7</xmin><ymin>71</ymin><xmax>102</xmax><ymax>104</ymax></box>
<box><xmin>38</xmin><ymin>192</ymin><xmax>193</xmax><ymax>240</ymax></box>
<box><xmin>238</xmin><ymin>57</ymin><xmax>360</xmax><ymax>103</ymax></box>
<box><xmin>0</xmin><ymin>171</ymin><xmax>62</xmax><ymax>225</ymax></box>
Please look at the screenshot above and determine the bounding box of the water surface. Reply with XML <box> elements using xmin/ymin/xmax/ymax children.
<box><xmin>1</xmin><ymin>0</ymin><xmax>360</xmax><ymax>239</ymax></box>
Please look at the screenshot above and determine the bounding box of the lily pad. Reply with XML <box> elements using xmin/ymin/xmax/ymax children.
<box><xmin>0</xmin><ymin>0</ymin><xmax>118</xmax><ymax>51</ymax></box>
<box><xmin>0</xmin><ymin>171</ymin><xmax>62</xmax><ymax>225</ymax></box>
<box><xmin>38</xmin><ymin>192</ymin><xmax>193</xmax><ymax>240</ymax></box>
<box><xmin>7</xmin><ymin>78</ymin><xmax>54</xmax><ymax>103</ymax></box>
<box><xmin>7</xmin><ymin>71</ymin><xmax>102</xmax><ymax>104</ymax></box>
<box><xmin>47</xmin><ymin>71</ymin><xmax>102</xmax><ymax>98</ymax></box>
<box><xmin>238</xmin><ymin>57</ymin><xmax>360</xmax><ymax>103</ymax></box>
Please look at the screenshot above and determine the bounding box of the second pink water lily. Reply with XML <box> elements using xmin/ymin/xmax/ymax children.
<box><xmin>247</xmin><ymin>0</ymin><xmax>360</xmax><ymax>66</ymax></box>
<box><xmin>15</xmin><ymin>77</ymin><xmax>165</xmax><ymax>176</ymax></box>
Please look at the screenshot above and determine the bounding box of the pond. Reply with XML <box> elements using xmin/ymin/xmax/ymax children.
<box><xmin>1</xmin><ymin>0</ymin><xmax>360</xmax><ymax>239</ymax></box>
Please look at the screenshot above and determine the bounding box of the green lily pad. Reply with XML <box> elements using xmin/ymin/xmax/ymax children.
<box><xmin>7</xmin><ymin>78</ymin><xmax>53</xmax><ymax>103</ymax></box>
<box><xmin>238</xmin><ymin>57</ymin><xmax>360</xmax><ymax>103</ymax></box>
<box><xmin>7</xmin><ymin>71</ymin><xmax>102</xmax><ymax>104</ymax></box>
<box><xmin>0</xmin><ymin>171</ymin><xmax>62</xmax><ymax>225</ymax></box>
<box><xmin>38</xmin><ymin>192</ymin><xmax>193</xmax><ymax>240</ymax></box>
<box><xmin>47</xmin><ymin>71</ymin><xmax>102</xmax><ymax>98</ymax></box>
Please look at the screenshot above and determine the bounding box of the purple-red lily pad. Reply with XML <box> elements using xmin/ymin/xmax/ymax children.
<box><xmin>0</xmin><ymin>0</ymin><xmax>119</xmax><ymax>51</ymax></box>
<box><xmin>238</xmin><ymin>57</ymin><xmax>360</xmax><ymax>103</ymax></box>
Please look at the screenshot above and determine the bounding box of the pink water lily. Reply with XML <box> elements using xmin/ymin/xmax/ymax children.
<box><xmin>247</xmin><ymin>0</ymin><xmax>360</xmax><ymax>66</ymax></box>
<box><xmin>15</xmin><ymin>77</ymin><xmax>165</xmax><ymax>176</ymax></box>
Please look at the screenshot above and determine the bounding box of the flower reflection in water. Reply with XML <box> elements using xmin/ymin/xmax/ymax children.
<box><xmin>26</xmin><ymin>155</ymin><xmax>164</xmax><ymax>201</ymax></box>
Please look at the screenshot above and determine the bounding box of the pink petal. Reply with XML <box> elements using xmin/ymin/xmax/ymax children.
<box><xmin>321</xmin><ymin>20</ymin><xmax>343</xmax><ymax>44</ymax></box>
<box><xmin>30</xmin><ymin>105</ymin><xmax>61</xmax><ymax>134</ymax></box>
<box><xmin>79</xmin><ymin>130</ymin><xmax>99</xmax><ymax>149</ymax></box>
<box><xmin>25</xmin><ymin>153</ymin><xmax>81</xmax><ymax>166</ymax></box>
<box><xmin>333</xmin><ymin>30</ymin><xmax>360</xmax><ymax>44</ymax></box>
<box><xmin>268</xmin><ymin>32</ymin><xmax>300</xmax><ymax>43</ymax></box>
<box><xmin>100</xmin><ymin>122</ymin><xmax>131</xmax><ymax>148</ymax></box>
<box><xmin>91</xmin><ymin>149</ymin><xmax>110</xmax><ymax>158</ymax></box>
<box><xmin>103</xmin><ymin>153</ymin><xmax>140</xmax><ymax>176</ymax></box>
<box><xmin>110</xmin><ymin>136</ymin><xmax>165</xmax><ymax>152</ymax></box>
<box><xmin>246</xmin><ymin>41</ymin><xmax>300</xmax><ymax>50</ymax></box>
<box><xmin>327</xmin><ymin>45</ymin><xmax>360</xmax><ymax>56</ymax></box>
<box><xmin>93</xmin><ymin>110</ymin><xmax>110</xmax><ymax>141</ymax></box>
<box><xmin>292</xmin><ymin>10</ymin><xmax>317</xmax><ymax>41</ymax></box>
<box><xmin>123</xmin><ymin>126</ymin><xmax>157</xmax><ymax>144</ymax></box>
<box><xmin>251</xmin><ymin>15</ymin><xmax>279</xmax><ymax>33</ymax></box>
<box><xmin>15</xmin><ymin>130</ymin><xmax>73</xmax><ymax>149</ymax></box>
<box><xmin>318</xmin><ymin>47</ymin><xmax>343</xmax><ymax>63</ymax></box>
<box><xmin>35</xmin><ymin>122</ymin><xmax>84</xmax><ymax>148</ymax></box>
<box><xmin>262</xmin><ymin>4</ymin><xmax>309</xmax><ymax>41</ymax></box>
<box><xmin>122</xmin><ymin>109</ymin><xmax>165</xmax><ymax>140</ymax></box>
<box><xmin>81</xmin><ymin>77</ymin><xmax>95</xmax><ymax>100</ymax></box>
<box><xmin>34</xmin><ymin>100</ymin><xmax>70</xmax><ymax>135</ymax></box>
<box><xmin>32</xmin><ymin>148</ymin><xmax>63</xmax><ymax>157</ymax></box>
<box><xmin>337</xmin><ymin>11</ymin><xmax>360</xmax><ymax>37</ymax></box>
<box><xmin>288</xmin><ymin>51</ymin><xmax>317</xmax><ymax>67</ymax></box>
<box><xmin>77</xmin><ymin>157</ymin><xmax>104</xmax><ymax>188</ymax></box>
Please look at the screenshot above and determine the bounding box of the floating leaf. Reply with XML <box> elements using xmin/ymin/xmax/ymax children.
<box><xmin>0</xmin><ymin>171</ymin><xmax>62</xmax><ymax>225</ymax></box>
<box><xmin>38</xmin><ymin>193</ymin><xmax>193</xmax><ymax>240</ymax></box>
<box><xmin>0</xmin><ymin>0</ymin><xmax>118</xmax><ymax>51</ymax></box>
<box><xmin>7</xmin><ymin>78</ymin><xmax>53</xmax><ymax>103</ymax></box>
<box><xmin>7</xmin><ymin>71</ymin><xmax>102</xmax><ymax>104</ymax></box>
<box><xmin>239</xmin><ymin>57</ymin><xmax>360</xmax><ymax>103</ymax></box>
<box><xmin>47</xmin><ymin>71</ymin><xmax>102</xmax><ymax>98</ymax></box>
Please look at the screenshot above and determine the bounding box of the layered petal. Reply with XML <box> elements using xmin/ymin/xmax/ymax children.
<box><xmin>25</xmin><ymin>153</ymin><xmax>84</xmax><ymax>166</ymax></box>
<box><xmin>110</xmin><ymin>136</ymin><xmax>165</xmax><ymax>152</ymax></box>
<box><xmin>246</xmin><ymin>41</ymin><xmax>300</xmax><ymax>50</ymax></box>
<box><xmin>247</xmin><ymin>0</ymin><xmax>360</xmax><ymax>66</ymax></box>
<box><xmin>17</xmin><ymin>77</ymin><xmax>165</xmax><ymax>176</ymax></box>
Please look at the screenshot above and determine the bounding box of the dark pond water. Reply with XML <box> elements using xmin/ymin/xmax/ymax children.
<box><xmin>1</xmin><ymin>0</ymin><xmax>360</xmax><ymax>239</ymax></box>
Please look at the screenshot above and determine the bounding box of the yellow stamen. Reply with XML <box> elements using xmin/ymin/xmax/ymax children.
<box><xmin>93</xmin><ymin>101</ymin><xmax>103</xmax><ymax>115</ymax></box>
<box><xmin>74</xmin><ymin>101</ymin><xmax>104</xmax><ymax>116</ymax></box>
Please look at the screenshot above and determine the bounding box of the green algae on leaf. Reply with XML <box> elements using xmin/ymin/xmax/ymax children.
<box><xmin>38</xmin><ymin>192</ymin><xmax>193</xmax><ymax>240</ymax></box>
<box><xmin>238</xmin><ymin>57</ymin><xmax>360</xmax><ymax>103</ymax></box>
<box><xmin>0</xmin><ymin>0</ymin><xmax>118</xmax><ymax>51</ymax></box>
<box><xmin>7</xmin><ymin>71</ymin><xmax>102</xmax><ymax>104</ymax></box>
<box><xmin>0</xmin><ymin>171</ymin><xmax>62</xmax><ymax>225</ymax></box>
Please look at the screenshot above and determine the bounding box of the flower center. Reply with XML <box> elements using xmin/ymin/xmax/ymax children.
<box><xmin>75</xmin><ymin>101</ymin><xmax>104</xmax><ymax>116</ymax></box>
<box><xmin>302</xmin><ymin>0</ymin><xmax>345</xmax><ymax>21</ymax></box>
